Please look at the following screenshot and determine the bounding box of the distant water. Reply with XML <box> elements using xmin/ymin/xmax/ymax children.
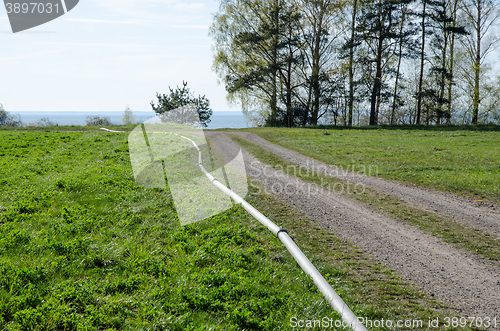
<box><xmin>206</xmin><ymin>111</ymin><xmax>250</xmax><ymax>129</ymax></box>
<box><xmin>14</xmin><ymin>111</ymin><xmax>250</xmax><ymax>129</ymax></box>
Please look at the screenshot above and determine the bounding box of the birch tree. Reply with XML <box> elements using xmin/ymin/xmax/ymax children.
<box><xmin>460</xmin><ymin>0</ymin><xmax>500</xmax><ymax>123</ymax></box>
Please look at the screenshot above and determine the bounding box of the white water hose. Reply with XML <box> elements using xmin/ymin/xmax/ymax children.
<box><xmin>179</xmin><ymin>135</ymin><xmax>368</xmax><ymax>331</ymax></box>
<box><xmin>103</xmin><ymin>127</ymin><xmax>368</xmax><ymax>330</ymax></box>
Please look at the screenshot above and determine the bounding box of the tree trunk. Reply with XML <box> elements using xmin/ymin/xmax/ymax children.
<box><xmin>446</xmin><ymin>0</ymin><xmax>459</xmax><ymax>124</ymax></box>
<box><xmin>270</xmin><ymin>0</ymin><xmax>280</xmax><ymax>126</ymax></box>
<box><xmin>472</xmin><ymin>0</ymin><xmax>481</xmax><ymax>124</ymax></box>
<box><xmin>370</xmin><ymin>45</ymin><xmax>383</xmax><ymax>125</ymax></box>
<box><xmin>437</xmin><ymin>19</ymin><xmax>449</xmax><ymax>125</ymax></box>
<box><xmin>447</xmin><ymin>32</ymin><xmax>456</xmax><ymax>124</ymax></box>
<box><xmin>348</xmin><ymin>0</ymin><xmax>358</xmax><ymax>127</ymax></box>
<box><xmin>271</xmin><ymin>75</ymin><xmax>278</xmax><ymax>126</ymax></box>
<box><xmin>369</xmin><ymin>2</ymin><xmax>385</xmax><ymax>126</ymax></box>
<box><xmin>391</xmin><ymin>8</ymin><xmax>406</xmax><ymax>125</ymax></box>
<box><xmin>286</xmin><ymin>60</ymin><xmax>293</xmax><ymax>127</ymax></box>
<box><xmin>417</xmin><ymin>0</ymin><xmax>427</xmax><ymax>125</ymax></box>
<box><xmin>311</xmin><ymin>14</ymin><xmax>323</xmax><ymax>126</ymax></box>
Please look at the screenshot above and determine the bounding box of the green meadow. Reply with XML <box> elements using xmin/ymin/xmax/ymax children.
<box><xmin>246</xmin><ymin>127</ymin><xmax>500</xmax><ymax>205</ymax></box>
<box><xmin>0</xmin><ymin>128</ymin><xmax>481</xmax><ymax>330</ymax></box>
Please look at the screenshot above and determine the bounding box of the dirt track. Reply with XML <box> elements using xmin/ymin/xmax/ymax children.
<box><xmin>206</xmin><ymin>131</ymin><xmax>500</xmax><ymax>322</ymax></box>
<box><xmin>228</xmin><ymin>132</ymin><xmax>500</xmax><ymax>238</ymax></box>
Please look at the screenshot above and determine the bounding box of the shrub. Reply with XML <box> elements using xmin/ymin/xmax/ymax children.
<box><xmin>85</xmin><ymin>116</ymin><xmax>113</xmax><ymax>127</ymax></box>
<box><xmin>150</xmin><ymin>81</ymin><xmax>213</xmax><ymax>128</ymax></box>
<box><xmin>25</xmin><ymin>118</ymin><xmax>58</xmax><ymax>128</ymax></box>
<box><xmin>0</xmin><ymin>104</ymin><xmax>22</xmax><ymax>127</ymax></box>
<box><xmin>0</xmin><ymin>105</ymin><xmax>7</xmax><ymax>125</ymax></box>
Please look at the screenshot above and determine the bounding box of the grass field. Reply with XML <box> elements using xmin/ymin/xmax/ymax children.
<box><xmin>0</xmin><ymin>128</ymin><xmax>480</xmax><ymax>330</ymax></box>
<box><xmin>245</xmin><ymin>127</ymin><xmax>500</xmax><ymax>205</ymax></box>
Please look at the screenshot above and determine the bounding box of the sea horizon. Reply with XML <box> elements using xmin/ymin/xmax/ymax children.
<box><xmin>11</xmin><ymin>110</ymin><xmax>250</xmax><ymax>129</ymax></box>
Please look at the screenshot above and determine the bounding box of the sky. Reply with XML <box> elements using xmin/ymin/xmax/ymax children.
<box><xmin>0</xmin><ymin>0</ymin><xmax>235</xmax><ymax>113</ymax></box>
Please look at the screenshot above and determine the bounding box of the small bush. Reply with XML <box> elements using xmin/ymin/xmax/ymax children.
<box><xmin>2</xmin><ymin>116</ymin><xmax>22</xmax><ymax>127</ymax></box>
<box><xmin>25</xmin><ymin>118</ymin><xmax>58</xmax><ymax>128</ymax></box>
<box><xmin>0</xmin><ymin>104</ymin><xmax>22</xmax><ymax>127</ymax></box>
<box><xmin>0</xmin><ymin>104</ymin><xmax>8</xmax><ymax>125</ymax></box>
<box><xmin>85</xmin><ymin>116</ymin><xmax>113</xmax><ymax>127</ymax></box>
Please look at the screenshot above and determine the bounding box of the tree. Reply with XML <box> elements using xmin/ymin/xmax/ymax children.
<box><xmin>277</xmin><ymin>3</ymin><xmax>304</xmax><ymax>126</ymax></box>
<box><xmin>347</xmin><ymin>0</ymin><xmax>360</xmax><ymax>127</ymax></box>
<box><xmin>212</xmin><ymin>0</ymin><xmax>281</xmax><ymax>126</ymax></box>
<box><xmin>0</xmin><ymin>104</ymin><xmax>22</xmax><ymax>127</ymax></box>
<box><xmin>460</xmin><ymin>0</ymin><xmax>500</xmax><ymax>123</ymax></box>
<box><xmin>356</xmin><ymin>0</ymin><xmax>407</xmax><ymax>125</ymax></box>
<box><xmin>414</xmin><ymin>0</ymin><xmax>467</xmax><ymax>124</ymax></box>
<box><xmin>294</xmin><ymin>0</ymin><xmax>343</xmax><ymax>125</ymax></box>
<box><xmin>427</xmin><ymin>0</ymin><xmax>467</xmax><ymax>123</ymax></box>
<box><xmin>122</xmin><ymin>106</ymin><xmax>136</xmax><ymax>125</ymax></box>
<box><xmin>446</xmin><ymin>0</ymin><xmax>467</xmax><ymax>122</ymax></box>
<box><xmin>416</xmin><ymin>0</ymin><xmax>430</xmax><ymax>124</ymax></box>
<box><xmin>150</xmin><ymin>81</ymin><xmax>213</xmax><ymax>128</ymax></box>
<box><xmin>212</xmin><ymin>0</ymin><xmax>305</xmax><ymax>127</ymax></box>
<box><xmin>390</xmin><ymin>2</ymin><xmax>418</xmax><ymax>124</ymax></box>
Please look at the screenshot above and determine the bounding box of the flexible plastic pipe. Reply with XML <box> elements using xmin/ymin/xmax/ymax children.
<box><xmin>181</xmin><ymin>135</ymin><xmax>368</xmax><ymax>331</ymax></box>
<box><xmin>100</xmin><ymin>128</ymin><xmax>125</xmax><ymax>133</ymax></box>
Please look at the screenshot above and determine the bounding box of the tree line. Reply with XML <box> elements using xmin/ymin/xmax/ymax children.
<box><xmin>210</xmin><ymin>0</ymin><xmax>500</xmax><ymax>126</ymax></box>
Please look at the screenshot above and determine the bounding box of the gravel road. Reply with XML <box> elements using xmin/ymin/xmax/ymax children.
<box><xmin>228</xmin><ymin>132</ymin><xmax>500</xmax><ymax>239</ymax></box>
<box><xmin>206</xmin><ymin>131</ymin><xmax>500</xmax><ymax>322</ymax></box>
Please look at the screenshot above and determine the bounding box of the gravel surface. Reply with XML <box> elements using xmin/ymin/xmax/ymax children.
<box><xmin>206</xmin><ymin>132</ymin><xmax>500</xmax><ymax>322</ymax></box>
<box><xmin>228</xmin><ymin>132</ymin><xmax>500</xmax><ymax>238</ymax></box>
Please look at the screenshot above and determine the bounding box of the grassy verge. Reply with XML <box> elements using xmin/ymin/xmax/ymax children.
<box><xmin>0</xmin><ymin>128</ymin><xmax>482</xmax><ymax>330</ymax></box>
<box><xmin>0</xmin><ymin>124</ymin><xmax>137</xmax><ymax>132</ymax></box>
<box><xmin>228</xmin><ymin>135</ymin><xmax>500</xmax><ymax>264</ymax></box>
<box><xmin>240</xmin><ymin>127</ymin><xmax>500</xmax><ymax>205</ymax></box>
